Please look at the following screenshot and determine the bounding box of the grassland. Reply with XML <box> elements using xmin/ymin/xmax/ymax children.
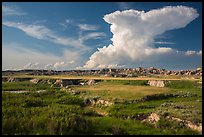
<box><xmin>2</xmin><ymin>76</ymin><xmax>202</xmax><ymax>135</ymax></box>
<box><xmin>2</xmin><ymin>81</ymin><xmax>55</xmax><ymax>91</ymax></box>
<box><xmin>2</xmin><ymin>74</ymin><xmax>201</xmax><ymax>81</ymax></box>
<box><xmin>72</xmin><ymin>80</ymin><xmax>172</xmax><ymax>101</ymax></box>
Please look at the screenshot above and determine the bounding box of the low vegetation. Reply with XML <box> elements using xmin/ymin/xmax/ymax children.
<box><xmin>2</xmin><ymin>81</ymin><xmax>54</xmax><ymax>91</ymax></box>
<box><xmin>72</xmin><ymin>80</ymin><xmax>172</xmax><ymax>101</ymax></box>
<box><xmin>2</xmin><ymin>77</ymin><xmax>202</xmax><ymax>135</ymax></box>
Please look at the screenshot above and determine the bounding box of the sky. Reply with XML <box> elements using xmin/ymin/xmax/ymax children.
<box><xmin>2</xmin><ymin>2</ymin><xmax>202</xmax><ymax>70</ymax></box>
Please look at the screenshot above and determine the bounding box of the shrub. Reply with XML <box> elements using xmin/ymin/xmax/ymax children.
<box><xmin>165</xmin><ymin>81</ymin><xmax>197</xmax><ymax>89</ymax></box>
<box><xmin>56</xmin><ymin>96</ymin><xmax>84</xmax><ymax>106</ymax></box>
<box><xmin>23</xmin><ymin>98</ymin><xmax>45</xmax><ymax>107</ymax></box>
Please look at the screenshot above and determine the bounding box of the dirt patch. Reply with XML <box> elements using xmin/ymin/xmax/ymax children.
<box><xmin>142</xmin><ymin>113</ymin><xmax>160</xmax><ymax>124</ymax></box>
<box><xmin>167</xmin><ymin>116</ymin><xmax>202</xmax><ymax>133</ymax></box>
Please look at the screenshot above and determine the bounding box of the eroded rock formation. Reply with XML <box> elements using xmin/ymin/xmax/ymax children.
<box><xmin>148</xmin><ymin>80</ymin><xmax>166</xmax><ymax>87</ymax></box>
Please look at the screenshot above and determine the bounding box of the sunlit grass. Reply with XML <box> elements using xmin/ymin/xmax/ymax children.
<box><xmin>72</xmin><ymin>82</ymin><xmax>172</xmax><ymax>101</ymax></box>
<box><xmin>2</xmin><ymin>74</ymin><xmax>200</xmax><ymax>81</ymax></box>
<box><xmin>2</xmin><ymin>76</ymin><xmax>202</xmax><ymax>135</ymax></box>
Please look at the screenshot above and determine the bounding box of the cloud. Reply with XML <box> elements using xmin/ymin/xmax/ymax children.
<box><xmin>78</xmin><ymin>24</ymin><xmax>99</xmax><ymax>31</ymax></box>
<box><xmin>3</xmin><ymin>21</ymin><xmax>53</xmax><ymax>39</ymax></box>
<box><xmin>53</xmin><ymin>60</ymin><xmax>75</xmax><ymax>69</ymax></box>
<box><xmin>23</xmin><ymin>62</ymin><xmax>40</xmax><ymax>69</ymax></box>
<box><xmin>99</xmin><ymin>64</ymin><xmax>126</xmax><ymax>69</ymax></box>
<box><xmin>2</xmin><ymin>5</ymin><xmax>26</xmax><ymax>16</ymax></box>
<box><xmin>154</xmin><ymin>41</ymin><xmax>175</xmax><ymax>45</ymax></box>
<box><xmin>3</xmin><ymin>21</ymin><xmax>106</xmax><ymax>52</ymax></box>
<box><xmin>65</xmin><ymin>19</ymin><xmax>73</xmax><ymax>24</ymax></box>
<box><xmin>185</xmin><ymin>50</ymin><xmax>202</xmax><ymax>56</ymax></box>
<box><xmin>53</xmin><ymin>61</ymin><xmax>65</xmax><ymax>69</ymax></box>
<box><xmin>59</xmin><ymin>23</ymin><xmax>67</xmax><ymax>28</ymax></box>
<box><xmin>2</xmin><ymin>21</ymin><xmax>88</xmax><ymax>50</ymax></box>
<box><xmin>117</xmin><ymin>2</ymin><xmax>133</xmax><ymax>10</ymax></box>
<box><xmin>197</xmin><ymin>50</ymin><xmax>202</xmax><ymax>56</ymax></box>
<box><xmin>59</xmin><ymin>19</ymin><xmax>75</xmax><ymax>29</ymax></box>
<box><xmin>84</xmin><ymin>6</ymin><xmax>199</xmax><ymax>69</ymax></box>
<box><xmin>68</xmin><ymin>60</ymin><xmax>75</xmax><ymax>64</ymax></box>
<box><xmin>79</xmin><ymin>32</ymin><xmax>106</xmax><ymax>42</ymax></box>
<box><xmin>2</xmin><ymin>43</ymin><xmax>83</xmax><ymax>70</ymax></box>
<box><xmin>185</xmin><ymin>50</ymin><xmax>196</xmax><ymax>56</ymax></box>
<box><xmin>44</xmin><ymin>64</ymin><xmax>53</xmax><ymax>70</ymax></box>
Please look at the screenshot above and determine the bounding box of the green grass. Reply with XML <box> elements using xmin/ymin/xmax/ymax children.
<box><xmin>2</xmin><ymin>81</ymin><xmax>53</xmax><ymax>91</ymax></box>
<box><xmin>2</xmin><ymin>90</ymin><xmax>98</xmax><ymax>135</ymax></box>
<box><xmin>72</xmin><ymin>80</ymin><xmax>172</xmax><ymax>101</ymax></box>
<box><xmin>2</xmin><ymin>78</ymin><xmax>202</xmax><ymax>135</ymax></box>
<box><xmin>166</xmin><ymin>80</ymin><xmax>201</xmax><ymax>90</ymax></box>
<box><xmin>101</xmin><ymin>80</ymin><xmax>149</xmax><ymax>86</ymax></box>
<box><xmin>86</xmin><ymin>116</ymin><xmax>198</xmax><ymax>135</ymax></box>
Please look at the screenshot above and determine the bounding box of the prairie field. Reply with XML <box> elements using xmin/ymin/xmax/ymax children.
<box><xmin>2</xmin><ymin>75</ymin><xmax>202</xmax><ymax>135</ymax></box>
<box><xmin>72</xmin><ymin>80</ymin><xmax>172</xmax><ymax>101</ymax></box>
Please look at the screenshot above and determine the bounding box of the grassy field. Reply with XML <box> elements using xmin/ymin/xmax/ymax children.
<box><xmin>72</xmin><ymin>80</ymin><xmax>202</xmax><ymax>124</ymax></box>
<box><xmin>2</xmin><ymin>76</ymin><xmax>202</xmax><ymax>135</ymax></box>
<box><xmin>2</xmin><ymin>81</ymin><xmax>55</xmax><ymax>91</ymax></box>
<box><xmin>2</xmin><ymin>74</ymin><xmax>201</xmax><ymax>81</ymax></box>
<box><xmin>72</xmin><ymin>80</ymin><xmax>172</xmax><ymax>101</ymax></box>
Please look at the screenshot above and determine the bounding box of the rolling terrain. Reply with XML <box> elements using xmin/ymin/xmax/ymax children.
<box><xmin>2</xmin><ymin>71</ymin><xmax>202</xmax><ymax>135</ymax></box>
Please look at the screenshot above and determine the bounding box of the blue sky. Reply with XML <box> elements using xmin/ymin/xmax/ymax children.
<box><xmin>2</xmin><ymin>2</ymin><xmax>202</xmax><ymax>70</ymax></box>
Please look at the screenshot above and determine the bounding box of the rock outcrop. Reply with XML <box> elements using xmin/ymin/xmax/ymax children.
<box><xmin>167</xmin><ymin>116</ymin><xmax>202</xmax><ymax>133</ymax></box>
<box><xmin>87</xmin><ymin>79</ymin><xmax>96</xmax><ymax>85</ymax></box>
<box><xmin>143</xmin><ymin>113</ymin><xmax>160</xmax><ymax>124</ymax></box>
<box><xmin>84</xmin><ymin>97</ymin><xmax>113</xmax><ymax>107</ymax></box>
<box><xmin>53</xmin><ymin>79</ymin><xmax>74</xmax><ymax>87</ymax></box>
<box><xmin>30</xmin><ymin>78</ymin><xmax>41</xmax><ymax>84</ymax></box>
<box><xmin>7</xmin><ymin>77</ymin><xmax>15</xmax><ymax>82</ymax></box>
<box><xmin>148</xmin><ymin>80</ymin><xmax>166</xmax><ymax>87</ymax></box>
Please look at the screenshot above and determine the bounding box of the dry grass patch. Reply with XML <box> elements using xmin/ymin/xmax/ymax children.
<box><xmin>73</xmin><ymin>83</ymin><xmax>172</xmax><ymax>101</ymax></box>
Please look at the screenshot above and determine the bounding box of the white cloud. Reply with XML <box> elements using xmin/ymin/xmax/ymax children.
<box><xmin>53</xmin><ymin>60</ymin><xmax>75</xmax><ymax>69</ymax></box>
<box><xmin>2</xmin><ymin>5</ymin><xmax>26</xmax><ymax>16</ymax></box>
<box><xmin>2</xmin><ymin>43</ymin><xmax>83</xmax><ymax>70</ymax></box>
<box><xmin>23</xmin><ymin>62</ymin><xmax>40</xmax><ymax>69</ymax></box>
<box><xmin>44</xmin><ymin>64</ymin><xmax>53</xmax><ymax>70</ymax></box>
<box><xmin>3</xmin><ymin>21</ymin><xmax>52</xmax><ymax>39</ymax></box>
<box><xmin>65</xmin><ymin>19</ymin><xmax>72</xmax><ymax>23</ymax></box>
<box><xmin>53</xmin><ymin>61</ymin><xmax>65</xmax><ymax>69</ymax></box>
<box><xmin>3</xmin><ymin>21</ymin><xmax>106</xmax><ymax>52</ymax></box>
<box><xmin>59</xmin><ymin>19</ymin><xmax>99</xmax><ymax>31</ymax></box>
<box><xmin>185</xmin><ymin>50</ymin><xmax>202</xmax><ymax>56</ymax></box>
<box><xmin>2</xmin><ymin>21</ymin><xmax>88</xmax><ymax>50</ymax></box>
<box><xmin>59</xmin><ymin>23</ymin><xmax>68</xmax><ymax>30</ymax></box>
<box><xmin>59</xmin><ymin>19</ymin><xmax>74</xmax><ymax>29</ymax></box>
<box><xmin>154</xmin><ymin>41</ymin><xmax>175</xmax><ymax>45</ymax></box>
<box><xmin>100</xmin><ymin>64</ymin><xmax>126</xmax><ymax>69</ymax></box>
<box><xmin>79</xmin><ymin>32</ymin><xmax>106</xmax><ymax>42</ymax></box>
<box><xmin>78</xmin><ymin>24</ymin><xmax>99</xmax><ymax>31</ymax></box>
<box><xmin>68</xmin><ymin>60</ymin><xmax>75</xmax><ymax>64</ymax></box>
<box><xmin>185</xmin><ymin>50</ymin><xmax>196</xmax><ymax>56</ymax></box>
<box><xmin>117</xmin><ymin>2</ymin><xmax>132</xmax><ymax>10</ymax></box>
<box><xmin>84</xmin><ymin>6</ymin><xmax>199</xmax><ymax>69</ymax></box>
<box><xmin>197</xmin><ymin>50</ymin><xmax>202</xmax><ymax>56</ymax></box>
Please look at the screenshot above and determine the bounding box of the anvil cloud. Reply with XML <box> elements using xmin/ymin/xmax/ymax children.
<box><xmin>84</xmin><ymin>6</ymin><xmax>199</xmax><ymax>69</ymax></box>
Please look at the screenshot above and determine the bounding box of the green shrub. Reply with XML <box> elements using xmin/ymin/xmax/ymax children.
<box><xmin>56</xmin><ymin>96</ymin><xmax>84</xmax><ymax>106</ymax></box>
<box><xmin>23</xmin><ymin>98</ymin><xmax>45</xmax><ymax>107</ymax></box>
<box><xmin>165</xmin><ymin>81</ymin><xmax>198</xmax><ymax>89</ymax></box>
<box><xmin>103</xmin><ymin>80</ymin><xmax>148</xmax><ymax>86</ymax></box>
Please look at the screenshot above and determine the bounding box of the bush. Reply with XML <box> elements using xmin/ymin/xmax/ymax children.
<box><xmin>56</xmin><ymin>96</ymin><xmax>84</xmax><ymax>106</ymax></box>
<box><xmin>103</xmin><ymin>80</ymin><xmax>148</xmax><ymax>86</ymax></box>
<box><xmin>165</xmin><ymin>81</ymin><xmax>197</xmax><ymax>89</ymax></box>
<box><xmin>23</xmin><ymin>98</ymin><xmax>45</xmax><ymax>107</ymax></box>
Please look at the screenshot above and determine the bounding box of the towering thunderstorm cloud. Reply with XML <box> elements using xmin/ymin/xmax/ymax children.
<box><xmin>84</xmin><ymin>6</ymin><xmax>199</xmax><ymax>69</ymax></box>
